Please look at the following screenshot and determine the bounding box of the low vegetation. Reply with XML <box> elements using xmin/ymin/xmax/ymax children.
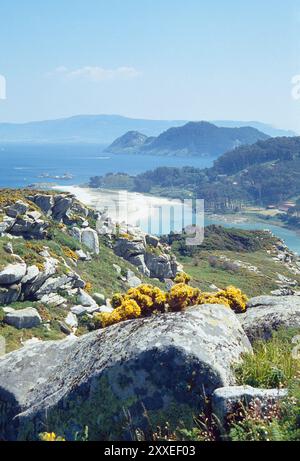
<box><xmin>96</xmin><ymin>275</ymin><xmax>248</xmax><ymax>328</ymax></box>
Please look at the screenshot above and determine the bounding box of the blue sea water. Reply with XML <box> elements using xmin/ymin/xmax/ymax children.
<box><xmin>0</xmin><ymin>143</ymin><xmax>214</xmax><ymax>188</ymax></box>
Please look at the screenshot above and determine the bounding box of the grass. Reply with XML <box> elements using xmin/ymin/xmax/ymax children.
<box><xmin>235</xmin><ymin>328</ymin><xmax>300</xmax><ymax>388</ymax></box>
<box><xmin>0</xmin><ymin>301</ymin><xmax>70</xmax><ymax>352</ymax></box>
<box><xmin>179</xmin><ymin>249</ymin><xmax>300</xmax><ymax>297</ymax></box>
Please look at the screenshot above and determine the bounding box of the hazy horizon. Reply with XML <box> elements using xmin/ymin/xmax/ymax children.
<box><xmin>0</xmin><ymin>112</ymin><xmax>296</xmax><ymax>134</ymax></box>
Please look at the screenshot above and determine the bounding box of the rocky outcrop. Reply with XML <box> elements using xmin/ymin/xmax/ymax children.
<box><xmin>0</xmin><ymin>255</ymin><xmax>85</xmax><ymax>306</ymax></box>
<box><xmin>0</xmin><ymin>304</ymin><xmax>251</xmax><ymax>441</ymax></box>
<box><xmin>212</xmin><ymin>386</ymin><xmax>288</xmax><ymax>426</ymax></box>
<box><xmin>114</xmin><ymin>236</ymin><xmax>180</xmax><ymax>281</ymax></box>
<box><xmin>240</xmin><ymin>295</ymin><xmax>300</xmax><ymax>341</ymax></box>
<box><xmin>26</xmin><ymin>193</ymin><xmax>91</xmax><ymax>226</ymax></box>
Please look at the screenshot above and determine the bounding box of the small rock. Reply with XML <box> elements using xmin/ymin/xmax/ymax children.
<box><xmin>113</xmin><ymin>264</ymin><xmax>122</xmax><ymax>276</ymax></box>
<box><xmin>70</xmin><ymin>305</ymin><xmax>88</xmax><ymax>316</ymax></box>
<box><xmin>75</xmin><ymin>249</ymin><xmax>88</xmax><ymax>261</ymax></box>
<box><xmin>3</xmin><ymin>243</ymin><xmax>13</xmax><ymax>254</ymax></box>
<box><xmin>212</xmin><ymin>386</ymin><xmax>288</xmax><ymax>426</ymax></box>
<box><xmin>127</xmin><ymin>270</ymin><xmax>142</xmax><ymax>288</ymax></box>
<box><xmin>165</xmin><ymin>279</ymin><xmax>175</xmax><ymax>291</ymax></box>
<box><xmin>4</xmin><ymin>307</ymin><xmax>42</xmax><ymax>329</ymax></box>
<box><xmin>78</xmin><ymin>288</ymin><xmax>97</xmax><ymax>307</ymax></box>
<box><xmin>98</xmin><ymin>305</ymin><xmax>114</xmax><ymax>314</ymax></box>
<box><xmin>58</xmin><ymin>322</ymin><xmax>72</xmax><ymax>335</ymax></box>
<box><xmin>65</xmin><ymin>312</ymin><xmax>78</xmax><ymax>329</ymax></box>
<box><xmin>93</xmin><ymin>293</ymin><xmax>106</xmax><ymax>304</ymax></box>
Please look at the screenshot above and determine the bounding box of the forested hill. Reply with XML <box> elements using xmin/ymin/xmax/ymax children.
<box><xmin>90</xmin><ymin>136</ymin><xmax>300</xmax><ymax>211</ymax></box>
<box><xmin>105</xmin><ymin>122</ymin><xmax>269</xmax><ymax>157</ymax></box>
<box><xmin>213</xmin><ymin>137</ymin><xmax>300</xmax><ymax>175</ymax></box>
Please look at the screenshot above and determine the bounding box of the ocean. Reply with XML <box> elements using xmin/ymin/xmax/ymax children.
<box><xmin>0</xmin><ymin>143</ymin><xmax>214</xmax><ymax>188</ymax></box>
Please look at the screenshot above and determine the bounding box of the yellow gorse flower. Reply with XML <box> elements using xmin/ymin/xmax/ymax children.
<box><xmin>39</xmin><ymin>432</ymin><xmax>65</xmax><ymax>442</ymax></box>
<box><xmin>95</xmin><ymin>277</ymin><xmax>248</xmax><ymax>328</ymax></box>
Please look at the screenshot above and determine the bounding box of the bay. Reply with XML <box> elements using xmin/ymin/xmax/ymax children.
<box><xmin>0</xmin><ymin>143</ymin><xmax>214</xmax><ymax>188</ymax></box>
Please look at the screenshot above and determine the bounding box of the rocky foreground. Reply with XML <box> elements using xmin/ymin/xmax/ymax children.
<box><xmin>1</xmin><ymin>294</ymin><xmax>300</xmax><ymax>441</ymax></box>
<box><xmin>0</xmin><ymin>190</ymin><xmax>300</xmax><ymax>441</ymax></box>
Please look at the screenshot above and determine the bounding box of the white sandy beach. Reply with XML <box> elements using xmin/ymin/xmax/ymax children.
<box><xmin>54</xmin><ymin>185</ymin><xmax>197</xmax><ymax>235</ymax></box>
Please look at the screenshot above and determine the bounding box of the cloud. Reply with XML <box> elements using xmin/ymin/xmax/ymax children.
<box><xmin>47</xmin><ymin>66</ymin><xmax>141</xmax><ymax>82</ymax></box>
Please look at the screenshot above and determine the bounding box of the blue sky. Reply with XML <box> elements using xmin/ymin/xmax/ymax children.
<box><xmin>0</xmin><ymin>0</ymin><xmax>299</xmax><ymax>131</ymax></box>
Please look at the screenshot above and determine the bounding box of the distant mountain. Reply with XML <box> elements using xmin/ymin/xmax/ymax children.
<box><xmin>0</xmin><ymin>115</ymin><xmax>186</xmax><ymax>144</ymax></box>
<box><xmin>106</xmin><ymin>122</ymin><xmax>270</xmax><ymax>157</ymax></box>
<box><xmin>0</xmin><ymin>114</ymin><xmax>295</xmax><ymax>145</ymax></box>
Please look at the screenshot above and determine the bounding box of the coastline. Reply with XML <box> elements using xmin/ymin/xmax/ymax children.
<box><xmin>54</xmin><ymin>184</ymin><xmax>300</xmax><ymax>254</ymax></box>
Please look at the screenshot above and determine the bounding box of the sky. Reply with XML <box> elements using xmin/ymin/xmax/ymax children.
<box><xmin>0</xmin><ymin>0</ymin><xmax>299</xmax><ymax>131</ymax></box>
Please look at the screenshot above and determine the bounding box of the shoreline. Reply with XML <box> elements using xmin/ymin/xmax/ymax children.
<box><xmin>54</xmin><ymin>183</ymin><xmax>299</xmax><ymax>232</ymax></box>
<box><xmin>53</xmin><ymin>184</ymin><xmax>300</xmax><ymax>254</ymax></box>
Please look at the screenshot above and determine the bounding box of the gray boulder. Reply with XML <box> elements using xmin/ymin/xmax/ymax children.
<box><xmin>5</xmin><ymin>201</ymin><xmax>29</xmax><ymax>218</ymax></box>
<box><xmin>145</xmin><ymin>234</ymin><xmax>160</xmax><ymax>248</ymax></box>
<box><xmin>4</xmin><ymin>307</ymin><xmax>42</xmax><ymax>330</ymax></box>
<box><xmin>127</xmin><ymin>269</ymin><xmax>142</xmax><ymax>288</ymax></box>
<box><xmin>52</xmin><ymin>196</ymin><xmax>73</xmax><ymax>221</ymax></box>
<box><xmin>10</xmin><ymin>215</ymin><xmax>48</xmax><ymax>239</ymax></box>
<box><xmin>241</xmin><ymin>295</ymin><xmax>300</xmax><ymax>341</ymax></box>
<box><xmin>0</xmin><ymin>284</ymin><xmax>21</xmax><ymax>305</ymax></box>
<box><xmin>27</xmin><ymin>194</ymin><xmax>54</xmax><ymax>216</ymax></box>
<box><xmin>114</xmin><ymin>238</ymin><xmax>145</xmax><ymax>259</ymax></box>
<box><xmin>93</xmin><ymin>293</ymin><xmax>106</xmax><ymax>304</ymax></box>
<box><xmin>0</xmin><ymin>216</ymin><xmax>16</xmax><ymax>234</ymax></box>
<box><xmin>34</xmin><ymin>274</ymin><xmax>74</xmax><ymax>300</ymax></box>
<box><xmin>145</xmin><ymin>253</ymin><xmax>177</xmax><ymax>280</ymax></box>
<box><xmin>98</xmin><ymin>305</ymin><xmax>114</xmax><ymax>313</ymax></box>
<box><xmin>81</xmin><ymin>228</ymin><xmax>99</xmax><ymax>254</ymax></box>
<box><xmin>212</xmin><ymin>386</ymin><xmax>288</xmax><ymax>426</ymax></box>
<box><xmin>128</xmin><ymin>254</ymin><xmax>150</xmax><ymax>277</ymax></box>
<box><xmin>0</xmin><ymin>263</ymin><xmax>27</xmax><ymax>285</ymax></box>
<box><xmin>64</xmin><ymin>312</ymin><xmax>78</xmax><ymax>329</ymax></box>
<box><xmin>0</xmin><ymin>304</ymin><xmax>251</xmax><ymax>441</ymax></box>
<box><xmin>21</xmin><ymin>265</ymin><xmax>40</xmax><ymax>285</ymax></box>
<box><xmin>78</xmin><ymin>288</ymin><xmax>97</xmax><ymax>307</ymax></box>
<box><xmin>75</xmin><ymin>249</ymin><xmax>88</xmax><ymax>261</ymax></box>
<box><xmin>70</xmin><ymin>305</ymin><xmax>88</xmax><ymax>316</ymax></box>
